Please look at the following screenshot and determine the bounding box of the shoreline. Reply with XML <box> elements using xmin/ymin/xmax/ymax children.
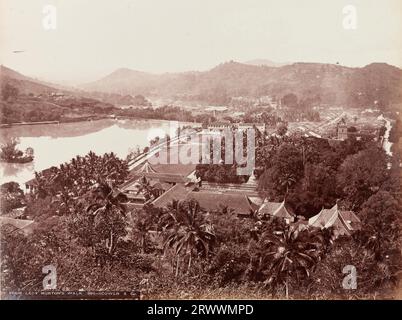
<box><xmin>0</xmin><ymin>118</ymin><xmax>202</xmax><ymax>187</ymax></box>
<box><xmin>0</xmin><ymin>115</ymin><xmax>202</xmax><ymax>129</ymax></box>
<box><xmin>0</xmin><ymin>158</ymin><xmax>33</xmax><ymax>164</ymax></box>
<box><xmin>0</xmin><ymin>116</ymin><xmax>111</xmax><ymax>128</ymax></box>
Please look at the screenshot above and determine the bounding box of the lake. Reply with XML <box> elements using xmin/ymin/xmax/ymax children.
<box><xmin>0</xmin><ymin>118</ymin><xmax>185</xmax><ymax>186</ymax></box>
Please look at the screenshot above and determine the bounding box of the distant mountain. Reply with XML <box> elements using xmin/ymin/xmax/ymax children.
<box><xmin>0</xmin><ymin>65</ymin><xmax>60</xmax><ymax>95</ymax></box>
<box><xmin>81</xmin><ymin>61</ymin><xmax>402</xmax><ymax>107</ymax></box>
<box><xmin>244</xmin><ymin>59</ymin><xmax>288</xmax><ymax>67</ymax></box>
<box><xmin>0</xmin><ymin>65</ymin><xmax>80</xmax><ymax>96</ymax></box>
<box><xmin>81</xmin><ymin>68</ymin><xmax>159</xmax><ymax>94</ymax></box>
<box><xmin>0</xmin><ymin>66</ymin><xmax>116</xmax><ymax>124</ymax></box>
<box><xmin>0</xmin><ymin>65</ymin><xmax>31</xmax><ymax>81</ymax></box>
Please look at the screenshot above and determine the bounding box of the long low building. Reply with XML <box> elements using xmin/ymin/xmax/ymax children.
<box><xmin>207</xmin><ymin>122</ymin><xmax>266</xmax><ymax>133</ymax></box>
<box><xmin>184</xmin><ymin>190</ymin><xmax>260</xmax><ymax>216</ymax></box>
<box><xmin>151</xmin><ymin>184</ymin><xmax>191</xmax><ymax>208</ymax></box>
<box><xmin>121</xmin><ymin>161</ymin><xmax>199</xmax><ymax>209</ymax></box>
<box><xmin>151</xmin><ymin>186</ymin><xmax>261</xmax><ymax>217</ymax></box>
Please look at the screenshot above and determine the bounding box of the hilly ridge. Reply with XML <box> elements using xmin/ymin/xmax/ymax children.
<box><xmin>81</xmin><ymin>61</ymin><xmax>402</xmax><ymax>107</ymax></box>
<box><xmin>2</xmin><ymin>61</ymin><xmax>402</xmax><ymax>110</ymax></box>
<box><xmin>0</xmin><ymin>65</ymin><xmax>117</xmax><ymax>124</ymax></box>
<box><xmin>0</xmin><ymin>65</ymin><xmax>60</xmax><ymax>96</ymax></box>
<box><xmin>244</xmin><ymin>59</ymin><xmax>288</xmax><ymax>67</ymax></box>
<box><xmin>0</xmin><ymin>65</ymin><xmax>76</xmax><ymax>95</ymax></box>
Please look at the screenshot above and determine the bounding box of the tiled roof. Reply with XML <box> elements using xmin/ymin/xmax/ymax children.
<box><xmin>200</xmin><ymin>182</ymin><xmax>259</xmax><ymax>196</ymax></box>
<box><xmin>308</xmin><ymin>204</ymin><xmax>361</xmax><ymax>236</ymax></box>
<box><xmin>339</xmin><ymin>210</ymin><xmax>361</xmax><ymax>224</ymax></box>
<box><xmin>248</xmin><ymin>196</ymin><xmax>264</xmax><ymax>207</ymax></box>
<box><xmin>152</xmin><ymin>163</ymin><xmax>197</xmax><ymax>176</ymax></box>
<box><xmin>339</xmin><ymin>210</ymin><xmax>361</xmax><ymax>231</ymax></box>
<box><xmin>309</xmin><ymin>205</ymin><xmax>338</xmax><ymax>228</ymax></box>
<box><xmin>138</xmin><ymin>172</ymin><xmax>189</xmax><ymax>183</ymax></box>
<box><xmin>122</xmin><ymin>181</ymin><xmax>141</xmax><ymax>192</ymax></box>
<box><xmin>151</xmin><ymin>184</ymin><xmax>191</xmax><ymax>208</ymax></box>
<box><xmin>122</xmin><ymin>163</ymin><xmax>194</xmax><ymax>194</ymax></box>
<box><xmin>259</xmin><ymin>201</ymin><xmax>282</xmax><ymax>215</ymax></box>
<box><xmin>137</xmin><ymin>161</ymin><xmax>157</xmax><ymax>173</ymax></box>
<box><xmin>184</xmin><ymin>191</ymin><xmax>256</xmax><ymax>215</ymax></box>
<box><xmin>149</xmin><ymin>181</ymin><xmax>172</xmax><ymax>190</ymax></box>
<box><xmin>274</xmin><ymin>203</ymin><xmax>294</xmax><ymax>220</ymax></box>
<box><xmin>258</xmin><ymin>200</ymin><xmax>294</xmax><ymax>220</ymax></box>
<box><xmin>152</xmin><ymin>184</ymin><xmax>261</xmax><ymax>215</ymax></box>
<box><xmin>128</xmin><ymin>172</ymin><xmax>189</xmax><ymax>184</ymax></box>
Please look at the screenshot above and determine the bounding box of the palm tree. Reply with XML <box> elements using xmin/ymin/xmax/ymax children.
<box><xmin>86</xmin><ymin>182</ymin><xmax>128</xmax><ymax>256</ymax></box>
<box><xmin>279</xmin><ymin>172</ymin><xmax>297</xmax><ymax>195</ymax></box>
<box><xmin>257</xmin><ymin>226</ymin><xmax>324</xmax><ymax>298</ymax></box>
<box><xmin>160</xmin><ymin>199</ymin><xmax>216</xmax><ymax>276</ymax></box>
<box><xmin>132</xmin><ymin>209</ymin><xmax>156</xmax><ymax>254</ymax></box>
<box><xmin>32</xmin><ymin>151</ymin><xmax>129</xmax><ymax>201</ymax></box>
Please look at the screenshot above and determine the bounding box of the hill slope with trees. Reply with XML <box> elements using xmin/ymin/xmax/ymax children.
<box><xmin>82</xmin><ymin>61</ymin><xmax>402</xmax><ymax>108</ymax></box>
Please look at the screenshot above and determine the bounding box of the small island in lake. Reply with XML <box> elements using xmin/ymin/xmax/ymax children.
<box><xmin>0</xmin><ymin>138</ymin><xmax>34</xmax><ymax>163</ymax></box>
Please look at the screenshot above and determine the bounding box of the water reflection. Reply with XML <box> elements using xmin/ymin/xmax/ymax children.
<box><xmin>0</xmin><ymin>119</ymin><xmax>178</xmax><ymax>185</ymax></box>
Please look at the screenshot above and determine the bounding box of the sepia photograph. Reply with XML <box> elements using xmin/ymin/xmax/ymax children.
<box><xmin>0</xmin><ymin>0</ymin><xmax>401</xmax><ymax>303</ymax></box>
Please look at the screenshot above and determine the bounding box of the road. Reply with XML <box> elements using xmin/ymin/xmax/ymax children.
<box><xmin>128</xmin><ymin>134</ymin><xmax>182</xmax><ymax>171</ymax></box>
<box><xmin>287</xmin><ymin>111</ymin><xmax>346</xmax><ymax>136</ymax></box>
<box><xmin>379</xmin><ymin>115</ymin><xmax>393</xmax><ymax>157</ymax></box>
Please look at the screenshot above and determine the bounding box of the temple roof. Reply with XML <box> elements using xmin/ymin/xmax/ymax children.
<box><xmin>152</xmin><ymin>163</ymin><xmax>197</xmax><ymax>176</ymax></box>
<box><xmin>308</xmin><ymin>204</ymin><xmax>361</xmax><ymax>236</ymax></box>
<box><xmin>258</xmin><ymin>199</ymin><xmax>294</xmax><ymax>220</ymax></box>
<box><xmin>151</xmin><ymin>184</ymin><xmax>190</xmax><ymax>208</ymax></box>
<box><xmin>309</xmin><ymin>204</ymin><xmax>338</xmax><ymax>228</ymax></box>
<box><xmin>136</xmin><ymin>161</ymin><xmax>157</xmax><ymax>173</ymax></box>
<box><xmin>184</xmin><ymin>191</ymin><xmax>257</xmax><ymax>215</ymax></box>
<box><xmin>129</xmin><ymin>162</ymin><xmax>196</xmax><ymax>183</ymax></box>
<box><xmin>137</xmin><ymin>172</ymin><xmax>190</xmax><ymax>184</ymax></box>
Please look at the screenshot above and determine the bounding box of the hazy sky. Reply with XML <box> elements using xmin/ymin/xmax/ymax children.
<box><xmin>1</xmin><ymin>0</ymin><xmax>402</xmax><ymax>84</ymax></box>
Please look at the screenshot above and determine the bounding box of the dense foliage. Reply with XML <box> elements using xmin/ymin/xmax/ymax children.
<box><xmin>0</xmin><ymin>123</ymin><xmax>400</xmax><ymax>299</ymax></box>
<box><xmin>0</xmin><ymin>138</ymin><xmax>33</xmax><ymax>163</ymax></box>
<box><xmin>0</xmin><ymin>182</ymin><xmax>25</xmax><ymax>214</ymax></box>
<box><xmin>0</xmin><ymin>83</ymin><xmax>115</xmax><ymax>124</ymax></box>
<box><xmin>256</xmin><ymin>131</ymin><xmax>382</xmax><ymax>216</ymax></box>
